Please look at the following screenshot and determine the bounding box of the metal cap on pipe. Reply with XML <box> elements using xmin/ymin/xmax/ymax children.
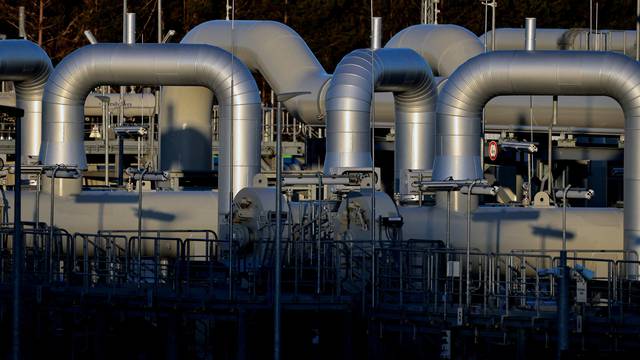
<box><xmin>525</xmin><ymin>18</ymin><xmax>536</xmax><ymax>51</ymax></box>
<box><xmin>126</xmin><ymin>13</ymin><xmax>136</xmax><ymax>44</ymax></box>
<box><xmin>84</xmin><ymin>30</ymin><xmax>98</xmax><ymax>44</ymax></box>
<box><xmin>371</xmin><ymin>17</ymin><xmax>382</xmax><ymax>50</ymax></box>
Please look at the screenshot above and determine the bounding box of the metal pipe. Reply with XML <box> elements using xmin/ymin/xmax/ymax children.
<box><xmin>118</xmin><ymin>13</ymin><xmax>136</xmax><ymax>186</ymax></box>
<box><xmin>371</xmin><ymin>17</ymin><xmax>382</xmax><ymax>50</ymax></box>
<box><xmin>84</xmin><ymin>30</ymin><xmax>98</xmax><ymax>44</ymax></box>
<box><xmin>466</xmin><ymin>180</ymin><xmax>478</xmax><ymax>307</ymax></box>
<box><xmin>323</xmin><ymin>48</ymin><xmax>437</xmax><ymax>199</ymax></box>
<box><xmin>385</xmin><ymin>24</ymin><xmax>483</xmax><ymax>77</ymax></box>
<box><xmin>637</xmin><ymin>0</ymin><xmax>640</xmax><ymax>61</ymax></box>
<box><xmin>157</xmin><ymin>0</ymin><xmax>163</xmax><ymax>44</ymax></box>
<box><xmin>11</xmin><ymin>108</ymin><xmax>23</xmax><ymax>360</ymax></box>
<box><xmin>100</xmin><ymin>92</ymin><xmax>110</xmax><ymax>185</ymax></box>
<box><xmin>432</xmin><ymin>50</ymin><xmax>640</xmax><ymax>269</ymax></box>
<box><xmin>548</xmin><ymin>96</ymin><xmax>557</xmax><ymax>196</ymax></box>
<box><xmin>558</xmin><ymin>184</ymin><xmax>572</xmax><ymax>357</ymax></box>
<box><xmin>480</xmin><ymin>27</ymin><xmax>637</xmax><ymax>54</ymax></box>
<box><xmin>126</xmin><ymin>13</ymin><xmax>136</xmax><ymax>44</ymax></box>
<box><xmin>48</xmin><ymin>165</ymin><xmax>59</xmax><ymax>282</ymax></box>
<box><xmin>122</xmin><ymin>0</ymin><xmax>127</xmax><ymax>41</ymax></box>
<box><xmin>491</xmin><ymin>1</ymin><xmax>496</xmax><ymax>51</ymax></box>
<box><xmin>0</xmin><ymin>41</ymin><xmax>52</xmax><ymax>163</ymax></box>
<box><xmin>137</xmin><ymin>167</ymin><xmax>147</xmax><ymax>284</ymax></box>
<box><xmin>18</xmin><ymin>7</ymin><xmax>26</xmax><ymax>39</ymax></box>
<box><xmin>274</xmin><ymin>100</ymin><xmax>282</xmax><ymax>360</ymax></box>
<box><xmin>161</xmin><ymin>21</ymin><xmax>330</xmax><ymax>160</ymax></box>
<box><xmin>525</xmin><ymin>18</ymin><xmax>536</xmax><ymax>51</ymax></box>
<box><xmin>39</xmin><ymin>43</ymin><xmax>262</xmax><ymax>231</ymax></box>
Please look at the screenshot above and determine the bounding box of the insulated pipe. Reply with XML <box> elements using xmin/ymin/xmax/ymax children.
<box><xmin>0</xmin><ymin>40</ymin><xmax>52</xmax><ymax>163</ymax></box>
<box><xmin>39</xmin><ymin>43</ymin><xmax>262</xmax><ymax>225</ymax></box>
<box><xmin>384</xmin><ymin>24</ymin><xmax>483</xmax><ymax>77</ymax></box>
<box><xmin>160</xmin><ymin>20</ymin><xmax>330</xmax><ymax>172</ymax></box>
<box><xmin>432</xmin><ymin>50</ymin><xmax>640</xmax><ymax>261</ymax></box>
<box><xmin>383</xmin><ymin>24</ymin><xmax>628</xmax><ymax>132</ymax></box>
<box><xmin>480</xmin><ymin>28</ymin><xmax>637</xmax><ymax>54</ymax></box>
<box><xmin>323</xmin><ymin>48</ymin><xmax>437</xmax><ymax>197</ymax></box>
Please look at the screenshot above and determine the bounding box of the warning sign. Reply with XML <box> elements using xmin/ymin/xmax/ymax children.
<box><xmin>488</xmin><ymin>141</ymin><xmax>499</xmax><ymax>161</ymax></box>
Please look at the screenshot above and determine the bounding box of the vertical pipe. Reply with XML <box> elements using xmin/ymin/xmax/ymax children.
<box><xmin>137</xmin><ymin>169</ymin><xmax>147</xmax><ymax>285</ymax></box>
<box><xmin>102</xmin><ymin>89</ymin><xmax>109</xmax><ymax>185</ymax></box>
<box><xmin>636</xmin><ymin>0</ymin><xmax>639</xmax><ymax>61</ymax></box>
<box><xmin>558</xmin><ymin>185</ymin><xmax>571</xmax><ymax>357</ymax></box>
<box><xmin>491</xmin><ymin>2</ymin><xmax>496</xmax><ymax>51</ymax></box>
<box><xmin>371</xmin><ymin>17</ymin><xmax>382</xmax><ymax>50</ymax></box>
<box><xmin>122</xmin><ymin>0</ymin><xmax>127</xmax><ymax>41</ymax></box>
<box><xmin>465</xmin><ymin>181</ymin><xmax>477</xmax><ymax>307</ymax></box>
<box><xmin>526</xmin><ymin>18</ymin><xmax>536</xmax><ymax>204</ymax></box>
<box><xmin>12</xmin><ymin>112</ymin><xmax>22</xmax><ymax>360</ymax></box>
<box><xmin>589</xmin><ymin>0</ymin><xmax>593</xmax><ymax>50</ymax></box>
<box><xmin>157</xmin><ymin>0</ymin><xmax>163</xmax><ymax>44</ymax></box>
<box><xmin>119</xmin><ymin>13</ymin><xmax>135</xmax><ymax>185</ymax></box>
<box><xmin>483</xmin><ymin>2</ymin><xmax>488</xmax><ymax>52</ymax></box>
<box><xmin>18</xmin><ymin>6</ymin><xmax>26</xmax><ymax>39</ymax></box>
<box><xmin>126</xmin><ymin>13</ymin><xmax>136</xmax><ymax>44</ymax></box>
<box><xmin>548</xmin><ymin>96</ymin><xmax>557</xmax><ymax>196</ymax></box>
<box><xmin>525</xmin><ymin>18</ymin><xmax>536</xmax><ymax>51</ymax></box>
<box><xmin>274</xmin><ymin>100</ymin><xmax>282</xmax><ymax>360</ymax></box>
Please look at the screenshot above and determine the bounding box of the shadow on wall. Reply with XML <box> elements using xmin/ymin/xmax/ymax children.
<box><xmin>134</xmin><ymin>208</ymin><xmax>177</xmax><ymax>222</ymax></box>
<box><xmin>160</xmin><ymin>103</ymin><xmax>212</xmax><ymax>172</ymax></box>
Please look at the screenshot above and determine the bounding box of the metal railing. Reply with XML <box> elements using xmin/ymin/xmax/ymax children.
<box><xmin>2</xmin><ymin>223</ymin><xmax>640</xmax><ymax>321</ymax></box>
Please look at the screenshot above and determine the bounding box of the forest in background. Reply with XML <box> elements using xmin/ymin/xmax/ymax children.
<box><xmin>0</xmin><ymin>0</ymin><xmax>636</xmax><ymax>69</ymax></box>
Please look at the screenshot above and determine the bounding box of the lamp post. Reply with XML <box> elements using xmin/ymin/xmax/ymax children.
<box><xmin>273</xmin><ymin>91</ymin><xmax>309</xmax><ymax>360</ymax></box>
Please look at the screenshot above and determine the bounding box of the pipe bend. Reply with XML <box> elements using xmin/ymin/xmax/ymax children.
<box><xmin>385</xmin><ymin>24</ymin><xmax>483</xmax><ymax>77</ymax></box>
<box><xmin>40</xmin><ymin>43</ymin><xmax>261</xmax><ymax>229</ymax></box>
<box><xmin>324</xmin><ymin>48</ymin><xmax>437</xmax><ymax>197</ymax></box>
<box><xmin>0</xmin><ymin>40</ymin><xmax>53</xmax><ymax>161</ymax></box>
<box><xmin>431</xmin><ymin>50</ymin><xmax>640</xmax><ymax>260</ymax></box>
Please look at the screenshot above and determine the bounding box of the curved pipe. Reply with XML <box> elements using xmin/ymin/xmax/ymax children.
<box><xmin>385</xmin><ymin>24</ymin><xmax>483</xmax><ymax>77</ymax></box>
<box><xmin>0</xmin><ymin>40</ymin><xmax>52</xmax><ymax>163</ymax></box>
<box><xmin>160</xmin><ymin>20</ymin><xmax>330</xmax><ymax>171</ymax></box>
<box><xmin>39</xmin><ymin>43</ymin><xmax>262</xmax><ymax>224</ymax></box>
<box><xmin>324</xmin><ymin>48</ymin><xmax>437</xmax><ymax>196</ymax></box>
<box><xmin>432</xmin><ymin>50</ymin><xmax>640</xmax><ymax>259</ymax></box>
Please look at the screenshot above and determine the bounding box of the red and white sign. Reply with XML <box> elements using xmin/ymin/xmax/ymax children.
<box><xmin>488</xmin><ymin>141</ymin><xmax>499</xmax><ymax>161</ymax></box>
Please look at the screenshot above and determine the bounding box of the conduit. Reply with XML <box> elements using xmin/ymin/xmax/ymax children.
<box><xmin>39</xmin><ymin>43</ymin><xmax>262</xmax><ymax>226</ymax></box>
<box><xmin>480</xmin><ymin>28</ymin><xmax>637</xmax><ymax>54</ymax></box>
<box><xmin>0</xmin><ymin>40</ymin><xmax>52</xmax><ymax>163</ymax></box>
<box><xmin>323</xmin><ymin>48</ymin><xmax>437</xmax><ymax>197</ymax></box>
<box><xmin>160</xmin><ymin>20</ymin><xmax>330</xmax><ymax>171</ymax></box>
<box><xmin>432</xmin><ymin>50</ymin><xmax>640</xmax><ymax>258</ymax></box>
<box><xmin>385</xmin><ymin>24</ymin><xmax>484</xmax><ymax>77</ymax></box>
